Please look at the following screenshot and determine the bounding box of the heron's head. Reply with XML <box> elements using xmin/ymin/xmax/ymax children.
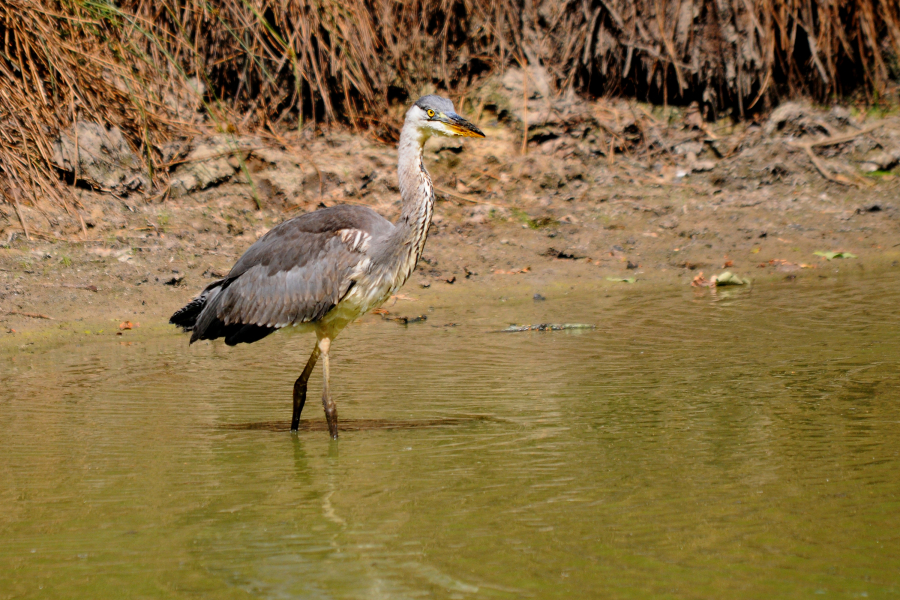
<box><xmin>408</xmin><ymin>95</ymin><xmax>485</xmax><ymax>139</ymax></box>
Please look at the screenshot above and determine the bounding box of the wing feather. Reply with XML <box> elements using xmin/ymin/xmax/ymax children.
<box><xmin>188</xmin><ymin>205</ymin><xmax>394</xmax><ymax>344</ymax></box>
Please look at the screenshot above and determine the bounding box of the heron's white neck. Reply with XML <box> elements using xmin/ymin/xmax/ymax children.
<box><xmin>396</xmin><ymin>120</ymin><xmax>433</xmax><ymax>230</ymax></box>
<box><xmin>384</xmin><ymin>117</ymin><xmax>434</xmax><ymax>287</ymax></box>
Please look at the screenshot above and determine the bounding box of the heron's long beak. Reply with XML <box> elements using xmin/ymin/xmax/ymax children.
<box><xmin>445</xmin><ymin>113</ymin><xmax>485</xmax><ymax>138</ymax></box>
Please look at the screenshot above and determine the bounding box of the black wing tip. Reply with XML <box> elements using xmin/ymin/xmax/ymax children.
<box><xmin>170</xmin><ymin>304</ymin><xmax>201</xmax><ymax>329</ymax></box>
<box><xmin>224</xmin><ymin>323</ymin><xmax>276</xmax><ymax>346</ymax></box>
<box><xmin>171</xmin><ymin>278</ymin><xmax>229</xmax><ymax>332</ymax></box>
<box><xmin>169</xmin><ymin>316</ymin><xmax>192</xmax><ymax>329</ymax></box>
<box><xmin>184</xmin><ymin>319</ymin><xmax>276</xmax><ymax>346</ymax></box>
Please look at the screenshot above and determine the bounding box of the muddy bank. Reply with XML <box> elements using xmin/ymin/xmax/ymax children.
<box><xmin>2</xmin><ymin>99</ymin><xmax>900</xmax><ymax>343</ymax></box>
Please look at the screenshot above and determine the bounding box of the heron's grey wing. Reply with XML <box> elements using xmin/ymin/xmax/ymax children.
<box><xmin>217</xmin><ymin>232</ymin><xmax>363</xmax><ymax>327</ymax></box>
<box><xmin>190</xmin><ymin>205</ymin><xmax>393</xmax><ymax>345</ymax></box>
<box><xmin>226</xmin><ymin>204</ymin><xmax>392</xmax><ymax>277</ymax></box>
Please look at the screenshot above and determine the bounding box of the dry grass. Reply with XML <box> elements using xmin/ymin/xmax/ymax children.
<box><xmin>1</xmin><ymin>0</ymin><xmax>899</xmax><ymax>223</ymax></box>
<box><xmin>550</xmin><ymin>0</ymin><xmax>900</xmax><ymax>115</ymax></box>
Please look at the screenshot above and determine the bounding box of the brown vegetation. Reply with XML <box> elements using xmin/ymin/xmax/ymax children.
<box><xmin>1</xmin><ymin>0</ymin><xmax>900</xmax><ymax>218</ymax></box>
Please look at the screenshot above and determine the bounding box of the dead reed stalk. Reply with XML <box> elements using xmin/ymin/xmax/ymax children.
<box><xmin>1</xmin><ymin>0</ymin><xmax>899</xmax><ymax>222</ymax></box>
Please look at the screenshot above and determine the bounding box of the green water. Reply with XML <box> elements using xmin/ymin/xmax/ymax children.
<box><xmin>2</xmin><ymin>273</ymin><xmax>899</xmax><ymax>598</ymax></box>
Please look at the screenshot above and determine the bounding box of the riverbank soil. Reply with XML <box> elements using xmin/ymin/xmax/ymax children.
<box><xmin>1</xmin><ymin>97</ymin><xmax>899</xmax><ymax>342</ymax></box>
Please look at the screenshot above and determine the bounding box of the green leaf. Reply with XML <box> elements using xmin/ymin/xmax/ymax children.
<box><xmin>814</xmin><ymin>251</ymin><xmax>857</xmax><ymax>260</ymax></box>
<box><xmin>712</xmin><ymin>271</ymin><xmax>748</xmax><ymax>286</ymax></box>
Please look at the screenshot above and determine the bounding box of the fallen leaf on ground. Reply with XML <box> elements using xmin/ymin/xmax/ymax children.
<box><xmin>493</xmin><ymin>267</ymin><xmax>531</xmax><ymax>275</ymax></box>
<box><xmin>691</xmin><ymin>272</ymin><xmax>711</xmax><ymax>287</ymax></box>
<box><xmin>118</xmin><ymin>321</ymin><xmax>137</xmax><ymax>330</ymax></box>
<box><xmin>814</xmin><ymin>251</ymin><xmax>857</xmax><ymax>260</ymax></box>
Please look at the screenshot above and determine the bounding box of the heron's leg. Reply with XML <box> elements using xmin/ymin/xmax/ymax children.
<box><xmin>319</xmin><ymin>337</ymin><xmax>338</xmax><ymax>440</ymax></box>
<box><xmin>291</xmin><ymin>343</ymin><xmax>321</xmax><ymax>431</ymax></box>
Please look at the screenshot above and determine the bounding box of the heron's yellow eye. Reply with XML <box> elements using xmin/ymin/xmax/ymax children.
<box><xmin>427</xmin><ymin>109</ymin><xmax>435</xmax><ymax>118</ymax></box>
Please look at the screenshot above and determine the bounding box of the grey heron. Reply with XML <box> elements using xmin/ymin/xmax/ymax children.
<box><xmin>170</xmin><ymin>95</ymin><xmax>485</xmax><ymax>439</ymax></box>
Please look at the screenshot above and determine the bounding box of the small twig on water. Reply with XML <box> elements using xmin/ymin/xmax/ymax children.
<box><xmin>495</xmin><ymin>323</ymin><xmax>595</xmax><ymax>333</ymax></box>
